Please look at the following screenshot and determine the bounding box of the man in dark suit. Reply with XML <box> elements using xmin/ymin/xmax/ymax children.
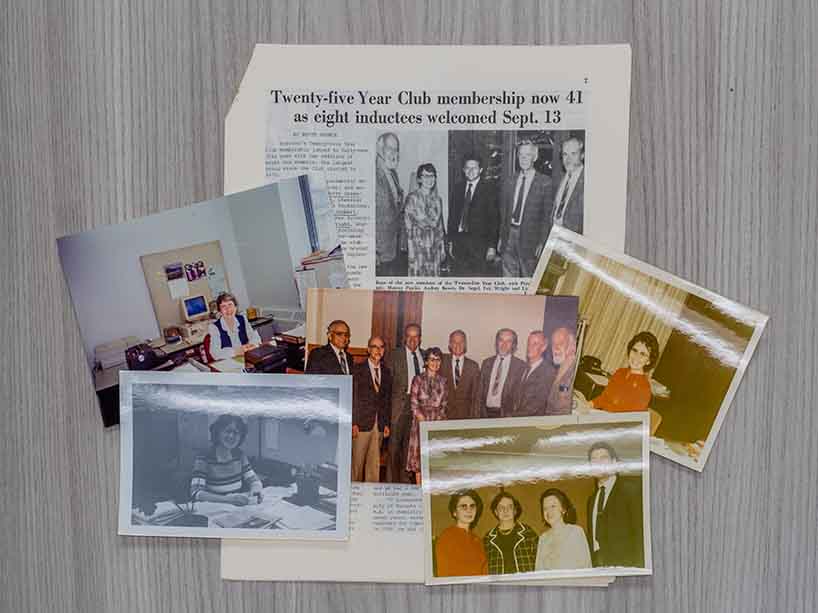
<box><xmin>498</xmin><ymin>141</ymin><xmax>553</xmax><ymax>277</ymax></box>
<box><xmin>385</xmin><ymin>323</ymin><xmax>424</xmax><ymax>483</ymax></box>
<box><xmin>440</xmin><ymin>330</ymin><xmax>480</xmax><ymax>420</ymax></box>
<box><xmin>375</xmin><ymin>132</ymin><xmax>406</xmax><ymax>276</ymax></box>
<box><xmin>305</xmin><ymin>320</ymin><xmax>352</xmax><ymax>375</ymax></box>
<box><xmin>512</xmin><ymin>331</ymin><xmax>559</xmax><ymax>417</ymax></box>
<box><xmin>551</xmin><ymin>136</ymin><xmax>585</xmax><ymax>234</ymax></box>
<box><xmin>478</xmin><ymin>328</ymin><xmax>527</xmax><ymax>418</ymax></box>
<box><xmin>351</xmin><ymin>336</ymin><xmax>392</xmax><ymax>483</ymax></box>
<box><xmin>586</xmin><ymin>442</ymin><xmax>645</xmax><ymax>568</ymax></box>
<box><xmin>447</xmin><ymin>154</ymin><xmax>499</xmax><ymax>277</ymax></box>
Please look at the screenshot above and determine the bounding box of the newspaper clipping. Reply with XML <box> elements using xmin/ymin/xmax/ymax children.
<box><xmin>265</xmin><ymin>92</ymin><xmax>587</xmax><ymax>293</ymax></box>
<box><xmin>222</xmin><ymin>44</ymin><xmax>632</xmax><ymax>584</ymax></box>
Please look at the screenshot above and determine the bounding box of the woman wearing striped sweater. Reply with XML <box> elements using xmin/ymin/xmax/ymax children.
<box><xmin>190</xmin><ymin>414</ymin><xmax>263</xmax><ymax>506</ymax></box>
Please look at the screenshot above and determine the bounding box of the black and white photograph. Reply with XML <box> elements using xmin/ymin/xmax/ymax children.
<box><xmin>421</xmin><ymin>413</ymin><xmax>651</xmax><ymax>585</ymax></box>
<box><xmin>118</xmin><ymin>371</ymin><xmax>352</xmax><ymax>540</ymax></box>
<box><xmin>374</xmin><ymin>130</ymin><xmax>449</xmax><ymax>278</ymax></box>
<box><xmin>375</xmin><ymin>129</ymin><xmax>586</xmax><ymax>280</ymax></box>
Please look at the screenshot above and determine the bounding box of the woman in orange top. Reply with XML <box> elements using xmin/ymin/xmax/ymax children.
<box><xmin>592</xmin><ymin>331</ymin><xmax>660</xmax><ymax>412</ymax></box>
<box><xmin>434</xmin><ymin>490</ymin><xmax>488</xmax><ymax>577</ymax></box>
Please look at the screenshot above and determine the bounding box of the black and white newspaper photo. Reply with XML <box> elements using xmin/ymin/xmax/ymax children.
<box><xmin>118</xmin><ymin>371</ymin><xmax>352</xmax><ymax>540</ymax></box>
<box><xmin>224</xmin><ymin>44</ymin><xmax>632</xmax><ymax>292</ymax></box>
<box><xmin>528</xmin><ymin>226</ymin><xmax>769</xmax><ymax>470</ymax></box>
<box><xmin>420</xmin><ymin>413</ymin><xmax>651</xmax><ymax>585</ymax></box>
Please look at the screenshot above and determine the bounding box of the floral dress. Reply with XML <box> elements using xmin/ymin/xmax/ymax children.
<box><xmin>405</xmin><ymin>372</ymin><xmax>448</xmax><ymax>473</ymax></box>
<box><xmin>404</xmin><ymin>189</ymin><xmax>446</xmax><ymax>276</ymax></box>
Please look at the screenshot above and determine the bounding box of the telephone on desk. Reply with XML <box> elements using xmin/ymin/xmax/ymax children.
<box><xmin>125</xmin><ymin>343</ymin><xmax>183</xmax><ymax>371</ymax></box>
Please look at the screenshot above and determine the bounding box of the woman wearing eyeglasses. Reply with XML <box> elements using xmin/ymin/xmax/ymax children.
<box><xmin>434</xmin><ymin>490</ymin><xmax>488</xmax><ymax>577</ymax></box>
<box><xmin>190</xmin><ymin>414</ymin><xmax>263</xmax><ymax>506</ymax></box>
<box><xmin>405</xmin><ymin>162</ymin><xmax>446</xmax><ymax>277</ymax></box>
<box><xmin>405</xmin><ymin>347</ymin><xmax>448</xmax><ymax>485</ymax></box>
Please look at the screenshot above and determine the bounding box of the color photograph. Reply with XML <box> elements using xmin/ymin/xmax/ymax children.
<box><xmin>528</xmin><ymin>226</ymin><xmax>769</xmax><ymax>470</ymax></box>
<box><xmin>421</xmin><ymin>414</ymin><xmax>651</xmax><ymax>584</ymax></box>
<box><xmin>57</xmin><ymin>175</ymin><xmax>342</xmax><ymax>426</ymax></box>
<box><xmin>305</xmin><ymin>288</ymin><xmax>578</xmax><ymax>485</ymax></box>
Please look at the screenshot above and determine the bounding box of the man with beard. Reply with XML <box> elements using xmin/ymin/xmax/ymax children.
<box><xmin>375</xmin><ymin>132</ymin><xmax>406</xmax><ymax>276</ymax></box>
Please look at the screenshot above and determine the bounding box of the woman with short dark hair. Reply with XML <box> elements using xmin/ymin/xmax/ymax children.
<box><xmin>434</xmin><ymin>490</ymin><xmax>488</xmax><ymax>577</ymax></box>
<box><xmin>190</xmin><ymin>414</ymin><xmax>263</xmax><ymax>506</ymax></box>
<box><xmin>534</xmin><ymin>488</ymin><xmax>591</xmax><ymax>570</ymax></box>
<box><xmin>405</xmin><ymin>347</ymin><xmax>448</xmax><ymax>485</ymax></box>
<box><xmin>206</xmin><ymin>292</ymin><xmax>263</xmax><ymax>360</ymax></box>
<box><xmin>588</xmin><ymin>331</ymin><xmax>660</xmax><ymax>413</ymax></box>
<box><xmin>483</xmin><ymin>491</ymin><xmax>539</xmax><ymax>574</ymax></box>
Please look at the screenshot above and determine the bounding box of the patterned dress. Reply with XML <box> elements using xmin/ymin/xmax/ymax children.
<box><xmin>405</xmin><ymin>372</ymin><xmax>448</xmax><ymax>473</ymax></box>
<box><xmin>404</xmin><ymin>189</ymin><xmax>446</xmax><ymax>277</ymax></box>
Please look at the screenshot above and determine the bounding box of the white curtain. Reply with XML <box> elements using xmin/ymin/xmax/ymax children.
<box><xmin>557</xmin><ymin>253</ymin><xmax>687</xmax><ymax>373</ymax></box>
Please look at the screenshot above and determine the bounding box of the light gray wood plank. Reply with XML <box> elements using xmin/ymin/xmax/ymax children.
<box><xmin>1</xmin><ymin>1</ymin><xmax>815</xmax><ymax>611</ymax></box>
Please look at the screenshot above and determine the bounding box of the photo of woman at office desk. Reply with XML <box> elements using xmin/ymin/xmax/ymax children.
<box><xmin>119</xmin><ymin>371</ymin><xmax>353</xmax><ymax>540</ymax></box>
<box><xmin>55</xmin><ymin>175</ymin><xmax>343</xmax><ymax>428</ymax></box>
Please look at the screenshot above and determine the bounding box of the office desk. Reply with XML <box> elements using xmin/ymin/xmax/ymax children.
<box><xmin>133</xmin><ymin>485</ymin><xmax>337</xmax><ymax>532</ymax></box>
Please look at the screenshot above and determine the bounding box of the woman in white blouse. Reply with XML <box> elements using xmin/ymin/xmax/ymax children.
<box><xmin>206</xmin><ymin>292</ymin><xmax>262</xmax><ymax>361</ymax></box>
<box><xmin>534</xmin><ymin>487</ymin><xmax>592</xmax><ymax>571</ymax></box>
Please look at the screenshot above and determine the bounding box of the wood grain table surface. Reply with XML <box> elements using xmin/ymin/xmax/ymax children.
<box><xmin>1</xmin><ymin>1</ymin><xmax>816</xmax><ymax>611</ymax></box>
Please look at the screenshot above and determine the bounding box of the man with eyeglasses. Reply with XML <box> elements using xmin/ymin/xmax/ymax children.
<box><xmin>305</xmin><ymin>320</ymin><xmax>353</xmax><ymax>375</ymax></box>
<box><xmin>350</xmin><ymin>336</ymin><xmax>392</xmax><ymax>482</ymax></box>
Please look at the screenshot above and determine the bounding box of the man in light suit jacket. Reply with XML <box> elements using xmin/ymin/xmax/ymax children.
<box><xmin>305</xmin><ymin>320</ymin><xmax>353</xmax><ymax>375</ymax></box>
<box><xmin>440</xmin><ymin>330</ymin><xmax>481</xmax><ymax>420</ymax></box>
<box><xmin>478</xmin><ymin>328</ymin><xmax>527</xmax><ymax>418</ymax></box>
<box><xmin>498</xmin><ymin>141</ymin><xmax>553</xmax><ymax>277</ymax></box>
<box><xmin>351</xmin><ymin>336</ymin><xmax>392</xmax><ymax>483</ymax></box>
<box><xmin>586</xmin><ymin>442</ymin><xmax>645</xmax><ymax>568</ymax></box>
<box><xmin>512</xmin><ymin>331</ymin><xmax>559</xmax><ymax>417</ymax></box>
<box><xmin>375</xmin><ymin>132</ymin><xmax>405</xmax><ymax>277</ymax></box>
<box><xmin>447</xmin><ymin>154</ymin><xmax>500</xmax><ymax>277</ymax></box>
<box><xmin>551</xmin><ymin>136</ymin><xmax>585</xmax><ymax>235</ymax></box>
<box><xmin>545</xmin><ymin>326</ymin><xmax>578</xmax><ymax>415</ymax></box>
<box><xmin>385</xmin><ymin>323</ymin><xmax>424</xmax><ymax>483</ymax></box>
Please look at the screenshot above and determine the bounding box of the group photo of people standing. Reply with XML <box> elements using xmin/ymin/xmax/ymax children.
<box><xmin>375</xmin><ymin>129</ymin><xmax>586</xmax><ymax>279</ymax></box>
<box><xmin>423</xmin><ymin>421</ymin><xmax>649</xmax><ymax>581</ymax></box>
<box><xmin>303</xmin><ymin>289</ymin><xmax>579</xmax><ymax>484</ymax></box>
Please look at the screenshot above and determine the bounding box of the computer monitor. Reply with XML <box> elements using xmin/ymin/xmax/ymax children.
<box><xmin>182</xmin><ymin>295</ymin><xmax>209</xmax><ymax>322</ymax></box>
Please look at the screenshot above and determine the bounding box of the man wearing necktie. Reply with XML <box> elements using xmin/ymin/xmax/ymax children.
<box><xmin>386</xmin><ymin>323</ymin><xmax>425</xmax><ymax>483</ymax></box>
<box><xmin>498</xmin><ymin>141</ymin><xmax>553</xmax><ymax>278</ymax></box>
<box><xmin>351</xmin><ymin>336</ymin><xmax>393</xmax><ymax>482</ymax></box>
<box><xmin>305</xmin><ymin>320</ymin><xmax>353</xmax><ymax>375</ymax></box>
<box><xmin>586</xmin><ymin>442</ymin><xmax>645</xmax><ymax>568</ymax></box>
<box><xmin>551</xmin><ymin>136</ymin><xmax>585</xmax><ymax>234</ymax></box>
<box><xmin>512</xmin><ymin>330</ymin><xmax>559</xmax><ymax>417</ymax></box>
<box><xmin>375</xmin><ymin>132</ymin><xmax>407</xmax><ymax>277</ymax></box>
<box><xmin>441</xmin><ymin>330</ymin><xmax>481</xmax><ymax>419</ymax></box>
<box><xmin>447</xmin><ymin>154</ymin><xmax>499</xmax><ymax>276</ymax></box>
<box><xmin>478</xmin><ymin>328</ymin><xmax>527</xmax><ymax>418</ymax></box>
